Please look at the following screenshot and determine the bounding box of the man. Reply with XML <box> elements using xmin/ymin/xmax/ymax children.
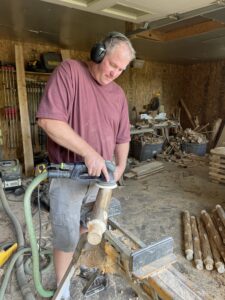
<box><xmin>36</xmin><ymin>32</ymin><xmax>135</xmax><ymax>299</ymax></box>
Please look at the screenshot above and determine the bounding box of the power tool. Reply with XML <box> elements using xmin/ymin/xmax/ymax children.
<box><xmin>47</xmin><ymin>160</ymin><xmax>117</xmax><ymax>189</ymax></box>
<box><xmin>0</xmin><ymin>160</ymin><xmax>22</xmax><ymax>190</ymax></box>
<box><xmin>47</xmin><ymin>160</ymin><xmax>117</xmax><ymax>245</ymax></box>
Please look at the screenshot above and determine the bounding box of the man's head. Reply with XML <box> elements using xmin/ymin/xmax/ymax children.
<box><xmin>89</xmin><ymin>32</ymin><xmax>136</xmax><ymax>86</ymax></box>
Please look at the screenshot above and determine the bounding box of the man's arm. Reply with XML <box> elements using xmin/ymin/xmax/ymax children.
<box><xmin>114</xmin><ymin>142</ymin><xmax>129</xmax><ymax>181</ymax></box>
<box><xmin>38</xmin><ymin>118</ymin><xmax>109</xmax><ymax>180</ymax></box>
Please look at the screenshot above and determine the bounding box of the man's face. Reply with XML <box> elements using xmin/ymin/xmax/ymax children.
<box><xmin>93</xmin><ymin>43</ymin><xmax>131</xmax><ymax>86</ymax></box>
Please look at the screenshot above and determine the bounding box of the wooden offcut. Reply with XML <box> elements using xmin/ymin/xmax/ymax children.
<box><xmin>15</xmin><ymin>44</ymin><xmax>34</xmax><ymax>176</ymax></box>
<box><xmin>216</xmin><ymin>205</ymin><xmax>225</xmax><ymax>229</ymax></box>
<box><xmin>191</xmin><ymin>216</ymin><xmax>203</xmax><ymax>270</ymax></box>
<box><xmin>212</xmin><ymin>209</ymin><xmax>225</xmax><ymax>244</ymax></box>
<box><xmin>197</xmin><ymin>217</ymin><xmax>213</xmax><ymax>271</ymax></box>
<box><xmin>201</xmin><ymin>210</ymin><xmax>225</xmax><ymax>262</ymax></box>
<box><xmin>87</xmin><ymin>188</ymin><xmax>112</xmax><ymax>245</ymax></box>
<box><xmin>208</xmin><ymin>235</ymin><xmax>225</xmax><ymax>274</ymax></box>
<box><xmin>182</xmin><ymin>210</ymin><xmax>194</xmax><ymax>261</ymax></box>
<box><xmin>124</xmin><ymin>161</ymin><xmax>164</xmax><ymax>179</ymax></box>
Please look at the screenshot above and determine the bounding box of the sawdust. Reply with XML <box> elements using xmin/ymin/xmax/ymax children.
<box><xmin>78</xmin><ymin>244</ymin><xmax>117</xmax><ymax>274</ymax></box>
<box><xmin>110</xmin><ymin>229</ymin><xmax>139</xmax><ymax>250</ymax></box>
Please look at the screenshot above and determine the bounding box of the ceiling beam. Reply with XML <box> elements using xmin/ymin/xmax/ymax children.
<box><xmin>127</xmin><ymin>19</ymin><xmax>225</xmax><ymax>42</ymax></box>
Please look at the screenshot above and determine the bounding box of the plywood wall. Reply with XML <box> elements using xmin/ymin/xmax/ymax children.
<box><xmin>182</xmin><ymin>61</ymin><xmax>225</xmax><ymax>128</ymax></box>
<box><xmin>0</xmin><ymin>39</ymin><xmax>186</xmax><ymax>124</ymax></box>
<box><xmin>0</xmin><ymin>38</ymin><xmax>223</xmax><ymax>133</ymax></box>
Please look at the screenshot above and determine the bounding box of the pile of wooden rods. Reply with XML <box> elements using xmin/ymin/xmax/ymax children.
<box><xmin>183</xmin><ymin>204</ymin><xmax>225</xmax><ymax>273</ymax></box>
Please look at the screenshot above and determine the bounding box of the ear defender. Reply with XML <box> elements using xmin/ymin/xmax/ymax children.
<box><xmin>90</xmin><ymin>42</ymin><xmax>106</xmax><ymax>64</ymax></box>
<box><xmin>90</xmin><ymin>32</ymin><xmax>128</xmax><ymax>64</ymax></box>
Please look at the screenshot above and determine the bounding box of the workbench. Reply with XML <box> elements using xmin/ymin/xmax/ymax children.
<box><xmin>130</xmin><ymin>121</ymin><xmax>180</xmax><ymax>140</ymax></box>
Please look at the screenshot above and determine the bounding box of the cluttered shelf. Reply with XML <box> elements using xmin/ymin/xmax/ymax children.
<box><xmin>130</xmin><ymin>119</ymin><xmax>180</xmax><ymax>135</ymax></box>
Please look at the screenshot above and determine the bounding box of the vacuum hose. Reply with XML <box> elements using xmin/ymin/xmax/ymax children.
<box><xmin>24</xmin><ymin>172</ymin><xmax>54</xmax><ymax>298</ymax></box>
<box><xmin>0</xmin><ymin>180</ymin><xmax>35</xmax><ymax>300</ymax></box>
<box><xmin>23</xmin><ymin>161</ymin><xmax>116</xmax><ymax>298</ymax></box>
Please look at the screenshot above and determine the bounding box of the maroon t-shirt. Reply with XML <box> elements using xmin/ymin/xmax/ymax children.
<box><xmin>36</xmin><ymin>60</ymin><xmax>130</xmax><ymax>163</ymax></box>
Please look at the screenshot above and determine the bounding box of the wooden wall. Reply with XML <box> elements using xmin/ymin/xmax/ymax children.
<box><xmin>182</xmin><ymin>61</ymin><xmax>225</xmax><ymax>128</ymax></box>
<box><xmin>0</xmin><ymin>38</ymin><xmax>224</xmax><ymax>152</ymax></box>
<box><xmin>0</xmin><ymin>38</ymin><xmax>186</xmax><ymax>122</ymax></box>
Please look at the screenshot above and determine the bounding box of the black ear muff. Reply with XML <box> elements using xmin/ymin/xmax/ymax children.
<box><xmin>90</xmin><ymin>42</ymin><xmax>106</xmax><ymax>64</ymax></box>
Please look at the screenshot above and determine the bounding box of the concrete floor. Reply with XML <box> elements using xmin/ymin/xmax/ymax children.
<box><xmin>1</xmin><ymin>158</ymin><xmax>225</xmax><ymax>299</ymax></box>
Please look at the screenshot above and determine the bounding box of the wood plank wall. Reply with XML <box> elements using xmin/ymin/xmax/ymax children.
<box><xmin>182</xmin><ymin>61</ymin><xmax>225</xmax><ymax>128</ymax></box>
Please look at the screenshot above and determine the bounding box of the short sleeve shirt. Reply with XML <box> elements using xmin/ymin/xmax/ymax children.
<box><xmin>36</xmin><ymin>60</ymin><xmax>130</xmax><ymax>163</ymax></box>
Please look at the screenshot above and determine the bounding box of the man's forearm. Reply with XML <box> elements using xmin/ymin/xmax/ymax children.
<box><xmin>114</xmin><ymin>143</ymin><xmax>129</xmax><ymax>170</ymax></box>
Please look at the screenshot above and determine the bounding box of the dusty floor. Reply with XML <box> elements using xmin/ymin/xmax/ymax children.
<box><xmin>1</xmin><ymin>157</ymin><xmax>225</xmax><ymax>299</ymax></box>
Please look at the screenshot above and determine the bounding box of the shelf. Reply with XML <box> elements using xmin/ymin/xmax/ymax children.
<box><xmin>25</xmin><ymin>71</ymin><xmax>51</xmax><ymax>76</ymax></box>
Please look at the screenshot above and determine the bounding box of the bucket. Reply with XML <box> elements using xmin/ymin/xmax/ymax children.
<box><xmin>131</xmin><ymin>141</ymin><xmax>163</xmax><ymax>161</ymax></box>
<box><xmin>182</xmin><ymin>142</ymin><xmax>207</xmax><ymax>156</ymax></box>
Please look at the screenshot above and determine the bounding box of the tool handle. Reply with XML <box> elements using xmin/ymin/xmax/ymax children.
<box><xmin>47</xmin><ymin>161</ymin><xmax>116</xmax><ymax>185</ymax></box>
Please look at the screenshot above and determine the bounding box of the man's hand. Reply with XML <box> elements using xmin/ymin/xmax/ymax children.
<box><xmin>84</xmin><ymin>151</ymin><xmax>109</xmax><ymax>182</ymax></box>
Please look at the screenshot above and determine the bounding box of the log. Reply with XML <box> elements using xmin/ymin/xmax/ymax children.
<box><xmin>201</xmin><ymin>210</ymin><xmax>225</xmax><ymax>263</ymax></box>
<box><xmin>215</xmin><ymin>205</ymin><xmax>225</xmax><ymax>228</ymax></box>
<box><xmin>196</xmin><ymin>217</ymin><xmax>214</xmax><ymax>271</ymax></box>
<box><xmin>87</xmin><ymin>188</ymin><xmax>112</xmax><ymax>245</ymax></box>
<box><xmin>182</xmin><ymin>210</ymin><xmax>193</xmax><ymax>260</ymax></box>
<box><xmin>208</xmin><ymin>236</ymin><xmax>225</xmax><ymax>273</ymax></box>
<box><xmin>211</xmin><ymin>209</ymin><xmax>225</xmax><ymax>244</ymax></box>
<box><xmin>191</xmin><ymin>216</ymin><xmax>203</xmax><ymax>270</ymax></box>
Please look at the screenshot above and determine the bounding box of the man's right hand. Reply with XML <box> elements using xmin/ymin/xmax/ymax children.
<box><xmin>84</xmin><ymin>151</ymin><xmax>109</xmax><ymax>182</ymax></box>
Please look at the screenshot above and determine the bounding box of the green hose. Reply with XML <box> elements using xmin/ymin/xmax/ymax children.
<box><xmin>24</xmin><ymin>249</ymin><xmax>53</xmax><ymax>275</ymax></box>
<box><xmin>24</xmin><ymin>172</ymin><xmax>54</xmax><ymax>298</ymax></box>
<box><xmin>0</xmin><ymin>248</ymin><xmax>31</xmax><ymax>300</ymax></box>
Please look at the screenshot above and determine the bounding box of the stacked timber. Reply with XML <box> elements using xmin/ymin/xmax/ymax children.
<box><xmin>124</xmin><ymin>161</ymin><xmax>164</xmax><ymax>179</ymax></box>
<box><xmin>209</xmin><ymin>147</ymin><xmax>225</xmax><ymax>184</ymax></box>
<box><xmin>182</xmin><ymin>204</ymin><xmax>225</xmax><ymax>273</ymax></box>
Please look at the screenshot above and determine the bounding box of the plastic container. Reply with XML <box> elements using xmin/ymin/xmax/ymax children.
<box><xmin>131</xmin><ymin>141</ymin><xmax>163</xmax><ymax>161</ymax></box>
<box><xmin>182</xmin><ymin>142</ymin><xmax>207</xmax><ymax>156</ymax></box>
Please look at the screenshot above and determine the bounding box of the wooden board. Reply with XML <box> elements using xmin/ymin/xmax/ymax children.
<box><xmin>15</xmin><ymin>44</ymin><xmax>34</xmax><ymax>176</ymax></box>
<box><xmin>60</xmin><ymin>49</ymin><xmax>71</xmax><ymax>61</ymax></box>
<box><xmin>130</xmin><ymin>161</ymin><xmax>164</xmax><ymax>176</ymax></box>
<box><xmin>210</xmin><ymin>147</ymin><xmax>225</xmax><ymax>157</ymax></box>
<box><xmin>209</xmin><ymin>166</ymin><xmax>225</xmax><ymax>174</ymax></box>
<box><xmin>216</xmin><ymin>123</ymin><xmax>225</xmax><ymax>148</ymax></box>
<box><xmin>209</xmin><ymin>162</ymin><xmax>225</xmax><ymax>170</ymax></box>
<box><xmin>209</xmin><ymin>172</ymin><xmax>225</xmax><ymax>180</ymax></box>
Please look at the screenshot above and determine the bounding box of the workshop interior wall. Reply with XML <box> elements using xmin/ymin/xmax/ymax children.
<box><xmin>181</xmin><ymin>61</ymin><xmax>225</xmax><ymax>129</ymax></box>
<box><xmin>0</xmin><ymin>38</ymin><xmax>224</xmax><ymax>132</ymax></box>
<box><xmin>116</xmin><ymin>62</ymin><xmax>185</xmax><ymax>123</ymax></box>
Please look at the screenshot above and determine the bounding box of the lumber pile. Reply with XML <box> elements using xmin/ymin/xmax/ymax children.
<box><xmin>182</xmin><ymin>204</ymin><xmax>225</xmax><ymax>273</ymax></box>
<box><xmin>209</xmin><ymin>147</ymin><xmax>225</xmax><ymax>185</ymax></box>
<box><xmin>124</xmin><ymin>161</ymin><xmax>164</xmax><ymax>179</ymax></box>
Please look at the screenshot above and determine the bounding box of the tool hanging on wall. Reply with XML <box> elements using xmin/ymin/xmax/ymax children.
<box><xmin>26</xmin><ymin>79</ymin><xmax>46</xmax><ymax>153</ymax></box>
<box><xmin>0</xmin><ymin>64</ymin><xmax>20</xmax><ymax>158</ymax></box>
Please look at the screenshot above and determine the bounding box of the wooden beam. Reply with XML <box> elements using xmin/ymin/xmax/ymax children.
<box><xmin>132</xmin><ymin>20</ymin><xmax>225</xmax><ymax>42</ymax></box>
<box><xmin>15</xmin><ymin>44</ymin><xmax>34</xmax><ymax>176</ymax></box>
<box><xmin>60</xmin><ymin>49</ymin><xmax>71</xmax><ymax>61</ymax></box>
